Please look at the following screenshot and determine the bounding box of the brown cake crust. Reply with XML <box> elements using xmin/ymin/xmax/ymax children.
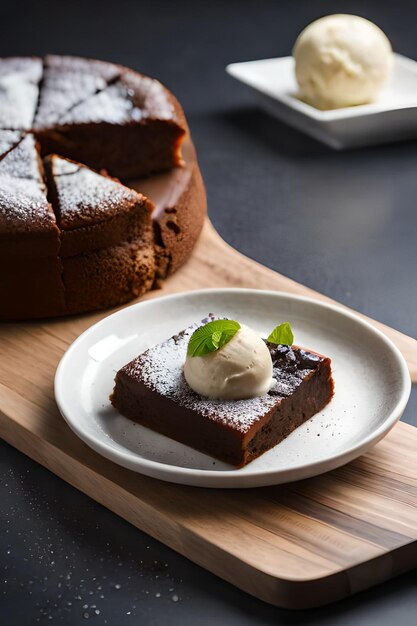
<box><xmin>133</xmin><ymin>138</ymin><xmax>206</xmax><ymax>279</ymax></box>
<box><xmin>63</xmin><ymin>236</ymin><xmax>155</xmax><ymax>314</ymax></box>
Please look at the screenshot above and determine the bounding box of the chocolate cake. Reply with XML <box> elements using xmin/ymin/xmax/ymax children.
<box><xmin>0</xmin><ymin>55</ymin><xmax>206</xmax><ymax>321</ymax></box>
<box><xmin>110</xmin><ymin>318</ymin><xmax>334</xmax><ymax>467</ymax></box>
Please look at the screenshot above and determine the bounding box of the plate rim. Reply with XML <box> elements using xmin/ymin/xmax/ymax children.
<box><xmin>54</xmin><ymin>288</ymin><xmax>412</xmax><ymax>488</ymax></box>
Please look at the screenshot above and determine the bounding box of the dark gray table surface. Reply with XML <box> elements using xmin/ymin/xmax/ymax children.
<box><xmin>1</xmin><ymin>0</ymin><xmax>416</xmax><ymax>623</ymax></box>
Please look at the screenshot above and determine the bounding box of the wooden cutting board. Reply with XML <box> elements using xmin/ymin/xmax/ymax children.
<box><xmin>1</xmin><ymin>218</ymin><xmax>417</xmax><ymax>609</ymax></box>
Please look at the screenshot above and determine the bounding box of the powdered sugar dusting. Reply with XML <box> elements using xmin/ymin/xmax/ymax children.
<box><xmin>35</xmin><ymin>56</ymin><xmax>121</xmax><ymax>128</ymax></box>
<box><xmin>123</xmin><ymin>71</ymin><xmax>176</xmax><ymax>121</ymax></box>
<box><xmin>0</xmin><ymin>57</ymin><xmax>42</xmax><ymax>82</ymax></box>
<box><xmin>120</xmin><ymin>317</ymin><xmax>325</xmax><ymax>434</ymax></box>
<box><xmin>36</xmin><ymin>73</ymin><xmax>107</xmax><ymax>128</ymax></box>
<box><xmin>0</xmin><ymin>58</ymin><xmax>42</xmax><ymax>129</ymax></box>
<box><xmin>0</xmin><ymin>130</ymin><xmax>23</xmax><ymax>159</ymax></box>
<box><xmin>59</xmin><ymin>82</ymin><xmax>143</xmax><ymax>125</ymax></box>
<box><xmin>122</xmin><ymin>318</ymin><xmax>277</xmax><ymax>434</ymax></box>
<box><xmin>51</xmin><ymin>156</ymin><xmax>141</xmax><ymax>229</ymax></box>
<box><xmin>0</xmin><ymin>135</ymin><xmax>43</xmax><ymax>183</ymax></box>
<box><xmin>45</xmin><ymin>54</ymin><xmax>119</xmax><ymax>80</ymax></box>
<box><xmin>0</xmin><ymin>176</ymin><xmax>54</xmax><ymax>233</ymax></box>
<box><xmin>59</xmin><ymin>74</ymin><xmax>175</xmax><ymax>126</ymax></box>
<box><xmin>0</xmin><ymin>74</ymin><xmax>39</xmax><ymax>130</ymax></box>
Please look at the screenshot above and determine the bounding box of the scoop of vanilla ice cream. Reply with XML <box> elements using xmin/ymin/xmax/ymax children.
<box><xmin>183</xmin><ymin>324</ymin><xmax>274</xmax><ymax>400</ymax></box>
<box><xmin>293</xmin><ymin>14</ymin><xmax>393</xmax><ymax>109</ymax></box>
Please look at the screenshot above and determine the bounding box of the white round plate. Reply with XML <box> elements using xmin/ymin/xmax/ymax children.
<box><xmin>55</xmin><ymin>289</ymin><xmax>411</xmax><ymax>488</ymax></box>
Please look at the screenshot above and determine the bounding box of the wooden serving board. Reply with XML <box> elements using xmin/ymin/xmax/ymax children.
<box><xmin>1</xmin><ymin>218</ymin><xmax>417</xmax><ymax>609</ymax></box>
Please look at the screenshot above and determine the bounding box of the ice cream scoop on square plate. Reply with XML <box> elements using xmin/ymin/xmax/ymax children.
<box><xmin>227</xmin><ymin>15</ymin><xmax>417</xmax><ymax>149</ymax></box>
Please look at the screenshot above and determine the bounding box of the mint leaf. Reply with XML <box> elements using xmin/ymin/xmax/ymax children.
<box><xmin>267</xmin><ymin>322</ymin><xmax>294</xmax><ymax>346</ymax></box>
<box><xmin>211</xmin><ymin>330</ymin><xmax>222</xmax><ymax>349</ymax></box>
<box><xmin>187</xmin><ymin>320</ymin><xmax>241</xmax><ymax>357</ymax></box>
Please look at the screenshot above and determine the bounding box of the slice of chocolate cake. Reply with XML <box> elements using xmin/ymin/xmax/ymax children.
<box><xmin>37</xmin><ymin>70</ymin><xmax>187</xmax><ymax>179</ymax></box>
<box><xmin>0</xmin><ymin>134</ymin><xmax>44</xmax><ymax>183</ymax></box>
<box><xmin>44</xmin><ymin>154</ymin><xmax>155</xmax><ymax>257</ymax></box>
<box><xmin>0</xmin><ymin>134</ymin><xmax>55</xmax><ymax>256</ymax></box>
<box><xmin>0</xmin><ymin>57</ymin><xmax>42</xmax><ymax>130</ymax></box>
<box><xmin>34</xmin><ymin>55</ymin><xmax>121</xmax><ymax>129</ymax></box>
<box><xmin>0</xmin><ymin>177</ymin><xmax>58</xmax><ymax>256</ymax></box>
<box><xmin>44</xmin><ymin>154</ymin><xmax>156</xmax><ymax>315</ymax></box>
<box><xmin>111</xmin><ymin>318</ymin><xmax>334</xmax><ymax>467</ymax></box>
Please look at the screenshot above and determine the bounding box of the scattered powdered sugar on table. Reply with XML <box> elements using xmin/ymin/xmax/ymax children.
<box><xmin>1</xmin><ymin>463</ymin><xmax>187</xmax><ymax>622</ymax></box>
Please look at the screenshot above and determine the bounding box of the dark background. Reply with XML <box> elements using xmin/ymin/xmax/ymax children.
<box><xmin>1</xmin><ymin>0</ymin><xmax>416</xmax><ymax>624</ymax></box>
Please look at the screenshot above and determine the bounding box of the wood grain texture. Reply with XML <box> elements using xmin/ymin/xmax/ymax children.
<box><xmin>1</xmin><ymin>218</ymin><xmax>417</xmax><ymax>608</ymax></box>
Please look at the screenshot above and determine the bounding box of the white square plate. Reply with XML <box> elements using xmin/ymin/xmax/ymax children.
<box><xmin>226</xmin><ymin>54</ymin><xmax>417</xmax><ymax>149</ymax></box>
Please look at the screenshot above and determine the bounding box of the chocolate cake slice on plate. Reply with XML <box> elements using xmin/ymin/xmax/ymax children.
<box><xmin>111</xmin><ymin>318</ymin><xmax>334</xmax><ymax>467</ymax></box>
